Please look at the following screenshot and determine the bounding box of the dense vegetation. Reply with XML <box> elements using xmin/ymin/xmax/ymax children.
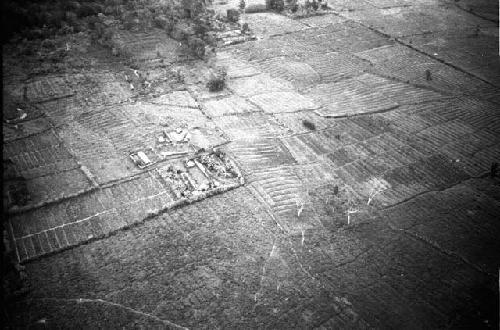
<box><xmin>3</xmin><ymin>0</ymin><xmax>101</xmax><ymax>42</ymax></box>
<box><xmin>1</xmin><ymin>0</ymin><xmax>194</xmax><ymax>43</ymax></box>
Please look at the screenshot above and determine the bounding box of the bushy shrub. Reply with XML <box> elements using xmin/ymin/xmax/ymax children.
<box><xmin>153</xmin><ymin>15</ymin><xmax>169</xmax><ymax>29</ymax></box>
<box><xmin>206</xmin><ymin>67</ymin><xmax>227</xmax><ymax>92</ymax></box>
<box><xmin>288</xmin><ymin>0</ymin><xmax>328</xmax><ymax>17</ymax></box>
<box><xmin>65</xmin><ymin>11</ymin><xmax>79</xmax><ymax>26</ymax></box>
<box><xmin>311</xmin><ymin>0</ymin><xmax>319</xmax><ymax>10</ymax></box>
<box><xmin>76</xmin><ymin>2</ymin><xmax>101</xmax><ymax>18</ymax></box>
<box><xmin>188</xmin><ymin>36</ymin><xmax>206</xmax><ymax>58</ymax></box>
<box><xmin>269</xmin><ymin>0</ymin><xmax>285</xmax><ymax>12</ymax></box>
<box><xmin>46</xmin><ymin>10</ymin><xmax>66</xmax><ymax>28</ymax></box>
<box><xmin>241</xmin><ymin>22</ymin><xmax>250</xmax><ymax>34</ymax></box>
<box><xmin>105</xmin><ymin>0</ymin><xmax>124</xmax><ymax>6</ymax></box>
<box><xmin>227</xmin><ymin>9</ymin><xmax>240</xmax><ymax>22</ymax></box>
<box><xmin>302</xmin><ymin>119</ymin><xmax>316</xmax><ymax>130</ymax></box>
<box><xmin>41</xmin><ymin>38</ymin><xmax>57</xmax><ymax>50</ymax></box>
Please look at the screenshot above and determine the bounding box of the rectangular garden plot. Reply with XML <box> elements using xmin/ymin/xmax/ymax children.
<box><xmin>14</xmin><ymin>72</ymin><xmax>131</xmax><ymax>106</ymax></box>
<box><xmin>225</xmin><ymin>138</ymin><xmax>297</xmax><ymax>173</ymax></box>
<box><xmin>311</xmin><ymin>73</ymin><xmax>444</xmax><ymax>117</ymax></box>
<box><xmin>8</xmin><ymin>150</ymin><xmax>244</xmax><ymax>262</ymax></box>
<box><xmin>3</xmin><ymin>130</ymin><xmax>79</xmax><ymax>180</ymax></box>
<box><xmin>213</xmin><ymin>113</ymin><xmax>287</xmax><ymax>140</ymax></box>
<box><xmin>111</xmin><ymin>29</ymin><xmax>181</xmax><ymax>63</ymax></box>
<box><xmin>8</xmin><ymin>172</ymin><xmax>169</xmax><ymax>262</ymax></box>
